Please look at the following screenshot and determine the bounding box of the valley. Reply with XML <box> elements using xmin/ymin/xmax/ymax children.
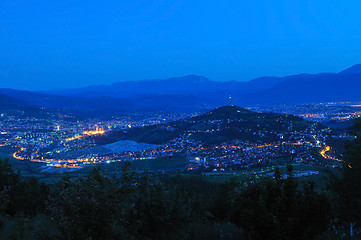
<box><xmin>0</xmin><ymin>104</ymin><xmax>351</xmax><ymax>183</ymax></box>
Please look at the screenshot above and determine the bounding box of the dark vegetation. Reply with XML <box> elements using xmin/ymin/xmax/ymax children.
<box><xmin>0</xmin><ymin>122</ymin><xmax>360</xmax><ymax>239</ymax></box>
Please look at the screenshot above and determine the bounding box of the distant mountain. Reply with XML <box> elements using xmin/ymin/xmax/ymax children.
<box><xmin>235</xmin><ymin>64</ymin><xmax>361</xmax><ymax>105</ymax></box>
<box><xmin>0</xmin><ymin>88</ymin><xmax>217</xmax><ymax>114</ymax></box>
<box><xmin>2</xmin><ymin>64</ymin><xmax>361</xmax><ymax>113</ymax></box>
<box><xmin>0</xmin><ymin>93</ymin><xmax>39</xmax><ymax>112</ymax></box>
<box><xmin>1</xmin><ymin>73</ymin><xmax>282</xmax><ymax>114</ymax></box>
<box><xmin>113</xmin><ymin>105</ymin><xmax>319</xmax><ymax>145</ymax></box>
<box><xmin>48</xmin><ymin>64</ymin><xmax>361</xmax><ymax>107</ymax></box>
<box><xmin>134</xmin><ymin>95</ymin><xmax>218</xmax><ymax>112</ymax></box>
<box><xmin>339</xmin><ymin>64</ymin><xmax>361</xmax><ymax>75</ymax></box>
<box><xmin>46</xmin><ymin>75</ymin><xmax>282</xmax><ymax>99</ymax></box>
<box><xmin>325</xmin><ymin>117</ymin><xmax>361</xmax><ymax>132</ymax></box>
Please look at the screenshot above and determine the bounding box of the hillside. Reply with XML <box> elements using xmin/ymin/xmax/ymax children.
<box><xmin>237</xmin><ymin>64</ymin><xmax>361</xmax><ymax>105</ymax></box>
<box><xmin>0</xmin><ymin>93</ymin><xmax>39</xmax><ymax>112</ymax></box>
<box><xmin>2</xmin><ymin>64</ymin><xmax>361</xmax><ymax>113</ymax></box>
<box><xmin>339</xmin><ymin>63</ymin><xmax>361</xmax><ymax>75</ymax></box>
<box><xmin>47</xmin><ymin>75</ymin><xmax>275</xmax><ymax>99</ymax></box>
<box><xmin>48</xmin><ymin>64</ymin><xmax>361</xmax><ymax>107</ymax></box>
<box><xmin>325</xmin><ymin>118</ymin><xmax>361</xmax><ymax>136</ymax></box>
<box><xmin>0</xmin><ymin>88</ymin><xmax>218</xmax><ymax>114</ymax></box>
<box><xmin>114</xmin><ymin>105</ymin><xmax>320</xmax><ymax>145</ymax></box>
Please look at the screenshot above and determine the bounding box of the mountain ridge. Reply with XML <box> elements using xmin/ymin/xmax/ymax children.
<box><xmin>0</xmin><ymin>93</ymin><xmax>39</xmax><ymax>112</ymax></box>
<box><xmin>339</xmin><ymin>64</ymin><xmax>361</xmax><ymax>75</ymax></box>
<box><xmin>237</xmin><ymin>70</ymin><xmax>361</xmax><ymax>105</ymax></box>
<box><xmin>1</xmin><ymin>64</ymin><xmax>361</xmax><ymax>113</ymax></box>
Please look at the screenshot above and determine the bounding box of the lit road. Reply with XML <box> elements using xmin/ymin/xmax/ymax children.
<box><xmin>63</xmin><ymin>129</ymin><xmax>105</xmax><ymax>141</ymax></box>
<box><xmin>320</xmin><ymin>145</ymin><xmax>340</xmax><ymax>161</ymax></box>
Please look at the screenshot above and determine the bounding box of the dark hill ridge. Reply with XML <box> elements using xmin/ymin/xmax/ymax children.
<box><xmin>0</xmin><ymin>93</ymin><xmax>39</xmax><ymax>112</ymax></box>
<box><xmin>114</xmin><ymin>105</ymin><xmax>321</xmax><ymax>145</ymax></box>
<box><xmin>339</xmin><ymin>64</ymin><xmax>361</xmax><ymax>75</ymax></box>
<box><xmin>239</xmin><ymin>72</ymin><xmax>361</xmax><ymax>105</ymax></box>
<box><xmin>2</xmin><ymin>64</ymin><xmax>361</xmax><ymax>113</ymax></box>
<box><xmin>0</xmin><ymin>88</ymin><xmax>216</xmax><ymax>114</ymax></box>
<box><xmin>237</xmin><ymin>64</ymin><xmax>361</xmax><ymax>105</ymax></box>
<box><xmin>48</xmin><ymin>63</ymin><xmax>361</xmax><ymax>107</ymax></box>
<box><xmin>46</xmin><ymin>75</ymin><xmax>282</xmax><ymax>99</ymax></box>
<box><xmin>209</xmin><ymin>105</ymin><xmax>251</xmax><ymax>114</ymax></box>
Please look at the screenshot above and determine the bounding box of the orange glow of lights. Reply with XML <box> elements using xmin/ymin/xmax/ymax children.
<box><xmin>83</xmin><ymin>129</ymin><xmax>105</xmax><ymax>136</ymax></box>
<box><xmin>320</xmin><ymin>145</ymin><xmax>340</xmax><ymax>161</ymax></box>
<box><xmin>13</xmin><ymin>148</ymin><xmax>25</xmax><ymax>160</ymax></box>
<box><xmin>63</xmin><ymin>129</ymin><xmax>105</xmax><ymax>141</ymax></box>
<box><xmin>64</xmin><ymin>135</ymin><xmax>83</xmax><ymax>141</ymax></box>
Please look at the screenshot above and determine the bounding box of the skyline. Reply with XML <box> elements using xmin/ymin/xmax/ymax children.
<box><xmin>1</xmin><ymin>0</ymin><xmax>361</xmax><ymax>90</ymax></box>
<box><xmin>1</xmin><ymin>62</ymin><xmax>360</xmax><ymax>92</ymax></box>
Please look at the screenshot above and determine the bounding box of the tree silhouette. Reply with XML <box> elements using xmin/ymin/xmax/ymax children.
<box><xmin>229</xmin><ymin>167</ymin><xmax>330</xmax><ymax>240</ymax></box>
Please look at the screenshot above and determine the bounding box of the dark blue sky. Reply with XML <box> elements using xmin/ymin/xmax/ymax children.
<box><xmin>1</xmin><ymin>0</ymin><xmax>361</xmax><ymax>90</ymax></box>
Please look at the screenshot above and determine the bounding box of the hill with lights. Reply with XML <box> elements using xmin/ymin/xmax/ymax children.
<box><xmin>112</xmin><ymin>105</ymin><xmax>323</xmax><ymax>145</ymax></box>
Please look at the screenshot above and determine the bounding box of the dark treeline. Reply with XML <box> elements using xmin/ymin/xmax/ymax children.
<box><xmin>1</xmin><ymin>123</ymin><xmax>361</xmax><ymax>239</ymax></box>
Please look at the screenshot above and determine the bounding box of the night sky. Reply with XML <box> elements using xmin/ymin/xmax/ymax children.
<box><xmin>1</xmin><ymin>0</ymin><xmax>361</xmax><ymax>90</ymax></box>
